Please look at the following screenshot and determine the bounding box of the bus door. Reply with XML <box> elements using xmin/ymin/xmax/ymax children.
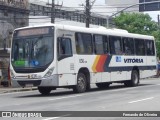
<box><xmin>57</xmin><ymin>37</ymin><xmax>76</xmax><ymax>86</ymax></box>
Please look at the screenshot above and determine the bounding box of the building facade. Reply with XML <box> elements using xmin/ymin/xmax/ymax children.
<box><xmin>0</xmin><ymin>0</ymin><xmax>29</xmax><ymax>85</ymax></box>
<box><xmin>105</xmin><ymin>0</ymin><xmax>139</xmax><ymax>13</ymax></box>
<box><xmin>0</xmin><ymin>0</ymin><xmax>29</xmax><ymax>49</ymax></box>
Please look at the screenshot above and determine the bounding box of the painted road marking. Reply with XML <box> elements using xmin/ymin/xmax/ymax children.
<box><xmin>49</xmin><ymin>94</ymin><xmax>86</xmax><ymax>101</ymax></box>
<box><xmin>42</xmin><ymin>114</ymin><xmax>71</xmax><ymax>120</ymax></box>
<box><xmin>128</xmin><ymin>97</ymin><xmax>154</xmax><ymax>104</ymax></box>
<box><xmin>48</xmin><ymin>84</ymin><xmax>160</xmax><ymax>101</ymax></box>
<box><xmin>42</xmin><ymin>117</ymin><xmax>60</xmax><ymax>120</ymax></box>
<box><xmin>13</xmin><ymin>103</ymin><xmax>21</xmax><ymax>106</ymax></box>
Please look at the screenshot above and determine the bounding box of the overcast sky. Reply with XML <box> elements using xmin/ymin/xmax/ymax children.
<box><xmin>144</xmin><ymin>11</ymin><xmax>159</xmax><ymax>22</ymax></box>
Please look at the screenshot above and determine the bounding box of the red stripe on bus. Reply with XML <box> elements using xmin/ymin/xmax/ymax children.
<box><xmin>96</xmin><ymin>55</ymin><xmax>107</xmax><ymax>72</ymax></box>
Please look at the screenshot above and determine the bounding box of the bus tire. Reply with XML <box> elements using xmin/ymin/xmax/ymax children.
<box><xmin>73</xmin><ymin>73</ymin><xmax>87</xmax><ymax>93</ymax></box>
<box><xmin>38</xmin><ymin>87</ymin><xmax>52</xmax><ymax>95</ymax></box>
<box><xmin>124</xmin><ymin>70</ymin><xmax>139</xmax><ymax>87</ymax></box>
<box><xmin>96</xmin><ymin>83</ymin><xmax>110</xmax><ymax>89</ymax></box>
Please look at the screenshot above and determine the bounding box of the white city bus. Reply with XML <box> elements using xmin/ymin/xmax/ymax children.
<box><xmin>10</xmin><ymin>24</ymin><xmax>157</xmax><ymax>95</ymax></box>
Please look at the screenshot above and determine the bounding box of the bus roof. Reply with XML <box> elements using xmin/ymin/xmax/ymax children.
<box><xmin>15</xmin><ymin>23</ymin><xmax>154</xmax><ymax>40</ymax></box>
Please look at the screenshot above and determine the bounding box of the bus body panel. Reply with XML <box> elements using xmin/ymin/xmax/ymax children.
<box><xmin>57</xmin><ymin>56</ymin><xmax>76</xmax><ymax>86</ymax></box>
<box><xmin>101</xmin><ymin>72</ymin><xmax>111</xmax><ymax>82</ymax></box>
<box><xmin>56</xmin><ymin>29</ymin><xmax>77</xmax><ymax>86</ymax></box>
<box><xmin>75</xmin><ymin>55</ymin><xmax>101</xmax><ymax>83</ymax></box>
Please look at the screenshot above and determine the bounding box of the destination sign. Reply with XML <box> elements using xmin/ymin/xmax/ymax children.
<box><xmin>17</xmin><ymin>27</ymin><xmax>50</xmax><ymax>37</ymax></box>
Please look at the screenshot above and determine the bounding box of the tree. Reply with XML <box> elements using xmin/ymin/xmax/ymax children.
<box><xmin>152</xmin><ymin>30</ymin><xmax>160</xmax><ymax>58</ymax></box>
<box><xmin>113</xmin><ymin>12</ymin><xmax>160</xmax><ymax>58</ymax></box>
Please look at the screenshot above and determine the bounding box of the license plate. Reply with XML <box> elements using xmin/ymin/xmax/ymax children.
<box><xmin>25</xmin><ymin>84</ymin><xmax>33</xmax><ymax>87</ymax></box>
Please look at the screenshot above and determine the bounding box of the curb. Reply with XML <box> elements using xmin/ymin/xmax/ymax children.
<box><xmin>0</xmin><ymin>87</ymin><xmax>37</xmax><ymax>94</ymax></box>
<box><xmin>143</xmin><ymin>77</ymin><xmax>160</xmax><ymax>80</ymax></box>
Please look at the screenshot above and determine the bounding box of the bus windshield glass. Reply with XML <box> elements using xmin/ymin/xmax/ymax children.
<box><xmin>11</xmin><ymin>27</ymin><xmax>54</xmax><ymax>69</ymax></box>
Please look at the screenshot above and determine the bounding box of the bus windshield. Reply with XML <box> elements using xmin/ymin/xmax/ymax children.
<box><xmin>11</xmin><ymin>27</ymin><xmax>54</xmax><ymax>71</ymax></box>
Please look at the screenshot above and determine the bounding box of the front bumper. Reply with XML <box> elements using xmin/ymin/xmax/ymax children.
<box><xmin>11</xmin><ymin>75</ymin><xmax>59</xmax><ymax>88</ymax></box>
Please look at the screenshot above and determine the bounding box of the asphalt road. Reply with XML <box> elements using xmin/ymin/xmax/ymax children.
<box><xmin>0</xmin><ymin>78</ymin><xmax>160</xmax><ymax>120</ymax></box>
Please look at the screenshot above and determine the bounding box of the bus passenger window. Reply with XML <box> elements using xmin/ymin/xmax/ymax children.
<box><xmin>123</xmin><ymin>37</ymin><xmax>134</xmax><ymax>55</ymax></box>
<box><xmin>109</xmin><ymin>36</ymin><xmax>122</xmax><ymax>55</ymax></box>
<box><xmin>135</xmin><ymin>39</ymin><xmax>145</xmax><ymax>56</ymax></box>
<box><xmin>94</xmin><ymin>35</ymin><xmax>105</xmax><ymax>54</ymax></box>
<box><xmin>104</xmin><ymin>36</ymin><xmax>109</xmax><ymax>54</ymax></box>
<box><xmin>76</xmin><ymin>33</ymin><xmax>93</xmax><ymax>54</ymax></box>
<box><xmin>145</xmin><ymin>40</ymin><xmax>155</xmax><ymax>56</ymax></box>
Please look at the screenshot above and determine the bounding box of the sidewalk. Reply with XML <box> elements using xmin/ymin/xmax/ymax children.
<box><xmin>140</xmin><ymin>76</ymin><xmax>160</xmax><ymax>81</ymax></box>
<box><xmin>0</xmin><ymin>85</ymin><xmax>37</xmax><ymax>94</ymax></box>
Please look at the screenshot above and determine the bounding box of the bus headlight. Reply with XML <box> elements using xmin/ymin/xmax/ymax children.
<box><xmin>31</xmin><ymin>74</ymin><xmax>38</xmax><ymax>79</ymax></box>
<box><xmin>44</xmin><ymin>67</ymin><xmax>54</xmax><ymax>78</ymax></box>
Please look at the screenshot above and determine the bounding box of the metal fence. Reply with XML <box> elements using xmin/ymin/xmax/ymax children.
<box><xmin>30</xmin><ymin>3</ymin><xmax>107</xmax><ymax>26</ymax></box>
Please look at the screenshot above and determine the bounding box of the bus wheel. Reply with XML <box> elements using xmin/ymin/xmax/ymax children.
<box><xmin>96</xmin><ymin>83</ymin><xmax>110</xmax><ymax>89</ymax></box>
<box><xmin>124</xmin><ymin>70</ymin><xmax>139</xmax><ymax>87</ymax></box>
<box><xmin>73</xmin><ymin>73</ymin><xmax>87</xmax><ymax>93</ymax></box>
<box><xmin>38</xmin><ymin>87</ymin><xmax>52</xmax><ymax>95</ymax></box>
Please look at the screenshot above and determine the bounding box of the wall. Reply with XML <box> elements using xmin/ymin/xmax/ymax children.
<box><xmin>0</xmin><ymin>0</ymin><xmax>29</xmax><ymax>48</ymax></box>
<box><xmin>0</xmin><ymin>0</ymin><xmax>29</xmax><ymax>84</ymax></box>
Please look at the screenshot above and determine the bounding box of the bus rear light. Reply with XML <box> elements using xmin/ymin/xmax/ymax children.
<box><xmin>44</xmin><ymin>67</ymin><xmax>54</xmax><ymax>78</ymax></box>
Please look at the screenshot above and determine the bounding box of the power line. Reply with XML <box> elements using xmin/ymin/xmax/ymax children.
<box><xmin>0</xmin><ymin>17</ymin><xmax>51</xmax><ymax>20</ymax></box>
<box><xmin>60</xmin><ymin>5</ymin><xmax>139</xmax><ymax>9</ymax></box>
<box><xmin>0</xmin><ymin>9</ymin><xmax>143</xmax><ymax>21</ymax></box>
<box><xmin>92</xmin><ymin>9</ymin><xmax>147</xmax><ymax>15</ymax></box>
<box><xmin>30</xmin><ymin>0</ymin><xmax>140</xmax><ymax>8</ymax></box>
<box><xmin>29</xmin><ymin>8</ymin><xmax>139</xmax><ymax>14</ymax></box>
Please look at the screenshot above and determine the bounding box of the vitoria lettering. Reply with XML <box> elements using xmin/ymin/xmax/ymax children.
<box><xmin>124</xmin><ymin>59</ymin><xmax>143</xmax><ymax>63</ymax></box>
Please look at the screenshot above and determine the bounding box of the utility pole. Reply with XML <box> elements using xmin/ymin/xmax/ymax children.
<box><xmin>51</xmin><ymin>0</ymin><xmax>55</xmax><ymax>23</ymax></box>
<box><xmin>86</xmin><ymin>0</ymin><xmax>90</xmax><ymax>28</ymax></box>
<box><xmin>85</xmin><ymin>0</ymin><xmax>96</xmax><ymax>28</ymax></box>
<box><xmin>47</xmin><ymin>0</ymin><xmax>62</xmax><ymax>23</ymax></box>
<box><xmin>158</xmin><ymin>14</ymin><xmax>160</xmax><ymax>26</ymax></box>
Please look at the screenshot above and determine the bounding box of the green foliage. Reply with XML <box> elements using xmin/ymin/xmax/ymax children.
<box><xmin>152</xmin><ymin>31</ymin><xmax>160</xmax><ymax>57</ymax></box>
<box><xmin>113</xmin><ymin>12</ymin><xmax>160</xmax><ymax>58</ymax></box>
